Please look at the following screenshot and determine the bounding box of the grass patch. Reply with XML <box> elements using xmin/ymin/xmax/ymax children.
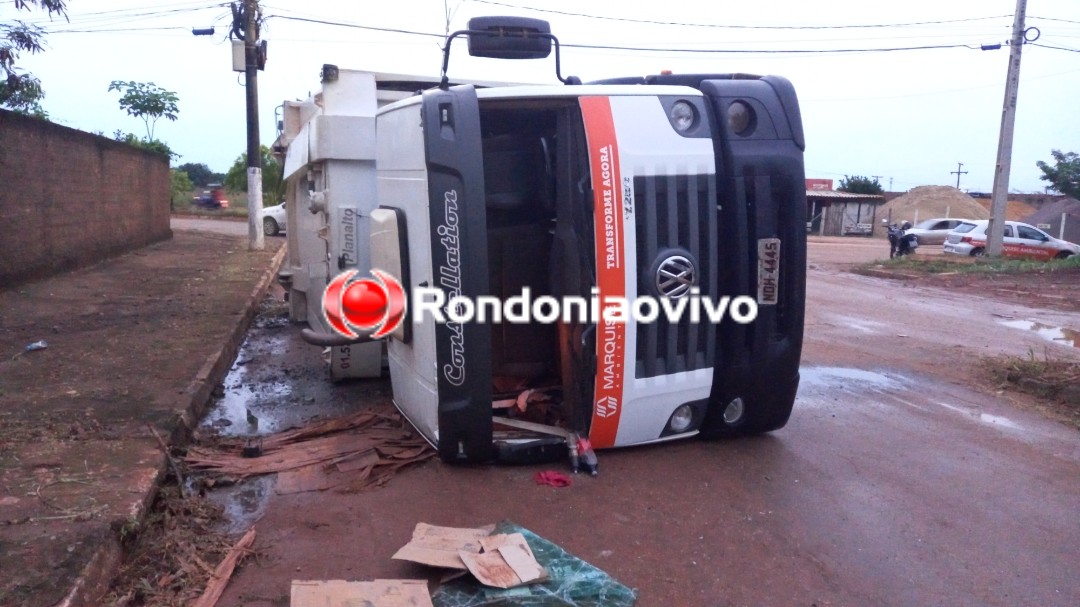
<box><xmin>981</xmin><ymin>350</ymin><xmax>1080</xmax><ymax>429</ymax></box>
<box><xmin>857</xmin><ymin>254</ymin><xmax>1080</xmax><ymax>276</ymax></box>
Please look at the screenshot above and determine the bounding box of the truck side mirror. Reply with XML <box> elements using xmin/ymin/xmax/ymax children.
<box><xmin>467</xmin><ymin>16</ymin><xmax>552</xmax><ymax>59</ymax></box>
<box><xmin>440</xmin><ymin>16</ymin><xmax>577</xmax><ymax>87</ymax></box>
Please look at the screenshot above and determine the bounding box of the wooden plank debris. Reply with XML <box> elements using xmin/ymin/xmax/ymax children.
<box><xmin>190</xmin><ymin>526</ymin><xmax>256</xmax><ymax>607</ymax></box>
<box><xmin>183</xmin><ymin>409</ymin><xmax>434</xmax><ymax>494</ymax></box>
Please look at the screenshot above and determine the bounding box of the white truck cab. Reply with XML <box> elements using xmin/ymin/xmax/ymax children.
<box><xmin>366</xmin><ymin>17</ymin><xmax>807</xmax><ymax>464</ymax></box>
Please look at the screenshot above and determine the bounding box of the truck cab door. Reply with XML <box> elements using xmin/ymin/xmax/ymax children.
<box><xmin>421</xmin><ymin>85</ymin><xmax>495</xmax><ymax>462</ymax></box>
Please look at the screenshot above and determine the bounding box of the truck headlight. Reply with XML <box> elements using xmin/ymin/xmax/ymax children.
<box><xmin>723</xmin><ymin>397</ymin><xmax>745</xmax><ymax>424</ymax></box>
<box><xmin>669</xmin><ymin>100</ymin><xmax>697</xmax><ymax>132</ymax></box>
<box><xmin>668</xmin><ymin>404</ymin><xmax>695</xmax><ymax>433</ymax></box>
<box><xmin>726</xmin><ymin>101</ymin><xmax>755</xmax><ymax>136</ymax></box>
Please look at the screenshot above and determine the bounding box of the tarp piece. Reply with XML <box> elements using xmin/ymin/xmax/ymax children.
<box><xmin>431</xmin><ymin>522</ymin><xmax>637</xmax><ymax>607</ymax></box>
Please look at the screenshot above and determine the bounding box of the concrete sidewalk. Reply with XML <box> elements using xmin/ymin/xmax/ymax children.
<box><xmin>0</xmin><ymin>224</ymin><xmax>284</xmax><ymax>607</ymax></box>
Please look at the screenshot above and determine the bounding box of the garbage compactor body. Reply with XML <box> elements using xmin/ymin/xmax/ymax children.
<box><xmin>372</xmin><ymin>75</ymin><xmax>807</xmax><ymax>463</ymax></box>
<box><xmin>275</xmin><ymin>69</ymin><xmax>473</xmax><ymax>380</ymax></box>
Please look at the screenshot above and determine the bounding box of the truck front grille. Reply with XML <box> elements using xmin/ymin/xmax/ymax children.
<box><xmin>633</xmin><ymin>174</ymin><xmax>718</xmax><ymax>379</ymax></box>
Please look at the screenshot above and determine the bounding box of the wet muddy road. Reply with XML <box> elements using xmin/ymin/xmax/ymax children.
<box><xmin>209</xmin><ymin>239</ymin><xmax>1080</xmax><ymax>607</ymax></box>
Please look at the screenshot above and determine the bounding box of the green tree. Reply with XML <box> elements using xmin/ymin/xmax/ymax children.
<box><xmin>170</xmin><ymin>168</ymin><xmax>194</xmax><ymax>209</ymax></box>
<box><xmin>224</xmin><ymin>145</ymin><xmax>284</xmax><ymax>205</ymax></box>
<box><xmin>0</xmin><ymin>75</ymin><xmax>46</xmax><ymax>117</ymax></box>
<box><xmin>107</xmin><ymin>80</ymin><xmax>179</xmax><ymax>140</ymax></box>
<box><xmin>1036</xmin><ymin>150</ymin><xmax>1080</xmax><ymax>199</ymax></box>
<box><xmin>1</xmin><ymin>0</ymin><xmax>66</xmax><ymax>112</ymax></box>
<box><xmin>178</xmin><ymin>162</ymin><xmax>218</xmax><ymax>187</ymax></box>
<box><xmin>838</xmin><ymin>175</ymin><xmax>884</xmax><ymax>195</ymax></box>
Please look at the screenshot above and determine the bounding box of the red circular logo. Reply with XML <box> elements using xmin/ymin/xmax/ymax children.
<box><xmin>322</xmin><ymin>269</ymin><xmax>408</xmax><ymax>340</ymax></box>
<box><xmin>341</xmin><ymin>279</ymin><xmax>388</xmax><ymax>330</ymax></box>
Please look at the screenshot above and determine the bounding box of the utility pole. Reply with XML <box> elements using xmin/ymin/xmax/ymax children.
<box><xmin>244</xmin><ymin>0</ymin><xmax>264</xmax><ymax>250</ymax></box>
<box><xmin>987</xmin><ymin>0</ymin><xmax>1028</xmax><ymax>257</ymax></box>
<box><xmin>950</xmin><ymin>162</ymin><xmax>968</xmax><ymax>190</ymax></box>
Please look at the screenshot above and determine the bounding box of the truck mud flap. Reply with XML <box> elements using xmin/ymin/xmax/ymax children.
<box><xmin>422</xmin><ymin>85</ymin><xmax>494</xmax><ymax>462</ymax></box>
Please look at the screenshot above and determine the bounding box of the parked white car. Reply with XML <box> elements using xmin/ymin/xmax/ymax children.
<box><xmin>261</xmin><ymin>202</ymin><xmax>287</xmax><ymax>236</ymax></box>
<box><xmin>943</xmin><ymin>220</ymin><xmax>1079</xmax><ymax>260</ymax></box>
<box><xmin>905</xmin><ymin>218</ymin><xmax>972</xmax><ymax>246</ymax></box>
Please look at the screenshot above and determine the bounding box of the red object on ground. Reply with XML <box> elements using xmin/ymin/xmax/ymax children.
<box><xmin>533</xmin><ymin>470</ymin><xmax>572</xmax><ymax>488</ymax></box>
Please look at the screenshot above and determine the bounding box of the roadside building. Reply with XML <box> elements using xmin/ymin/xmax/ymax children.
<box><xmin>1023</xmin><ymin>197</ymin><xmax>1080</xmax><ymax>244</ymax></box>
<box><xmin>805</xmin><ymin>179</ymin><xmax>886</xmax><ymax>236</ymax></box>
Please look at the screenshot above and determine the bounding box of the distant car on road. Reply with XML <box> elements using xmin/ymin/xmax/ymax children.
<box><xmin>192</xmin><ymin>183</ymin><xmax>229</xmax><ymax>209</ymax></box>
<box><xmin>905</xmin><ymin>218</ymin><xmax>971</xmax><ymax>246</ymax></box>
<box><xmin>261</xmin><ymin>202</ymin><xmax>286</xmax><ymax>236</ymax></box>
<box><xmin>943</xmin><ymin>220</ymin><xmax>1079</xmax><ymax>260</ymax></box>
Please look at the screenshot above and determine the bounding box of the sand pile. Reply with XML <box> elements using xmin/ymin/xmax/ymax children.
<box><xmin>973</xmin><ymin>198</ymin><xmax>1038</xmax><ymax>222</ymax></box>
<box><xmin>877</xmin><ymin>186</ymin><xmax>988</xmax><ymax>225</ymax></box>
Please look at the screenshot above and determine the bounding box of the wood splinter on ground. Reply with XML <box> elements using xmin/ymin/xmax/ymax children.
<box><xmin>190</xmin><ymin>526</ymin><xmax>256</xmax><ymax>607</ymax></box>
<box><xmin>182</xmin><ymin>409</ymin><xmax>434</xmax><ymax>493</ymax></box>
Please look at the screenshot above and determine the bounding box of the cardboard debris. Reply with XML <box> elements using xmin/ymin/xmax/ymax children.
<box><xmin>291</xmin><ymin>579</ymin><xmax>433</xmax><ymax>607</ymax></box>
<box><xmin>392</xmin><ymin>523</ymin><xmax>496</xmax><ymax>570</ymax></box>
<box><xmin>458</xmin><ymin>533</ymin><xmax>547</xmax><ymax>589</ymax></box>
<box><xmin>431</xmin><ymin>522</ymin><xmax>638</xmax><ymax>606</ymax></box>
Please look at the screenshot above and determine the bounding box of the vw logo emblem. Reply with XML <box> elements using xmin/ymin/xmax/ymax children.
<box><xmin>656</xmin><ymin>255</ymin><xmax>696</xmax><ymax>298</ymax></box>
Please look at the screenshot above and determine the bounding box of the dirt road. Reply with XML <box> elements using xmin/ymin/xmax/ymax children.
<box><xmin>171</xmin><ymin>215</ymin><xmax>249</xmax><ymax>236</ymax></box>
<box><xmin>209</xmin><ymin>238</ymin><xmax>1080</xmax><ymax>607</ymax></box>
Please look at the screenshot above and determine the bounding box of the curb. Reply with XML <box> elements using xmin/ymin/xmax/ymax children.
<box><xmin>854</xmin><ymin>268</ymin><xmax>920</xmax><ymax>281</ymax></box>
<box><xmin>175</xmin><ymin>243</ymin><xmax>289</xmax><ymax>441</ymax></box>
<box><xmin>56</xmin><ymin>243</ymin><xmax>288</xmax><ymax>607</ymax></box>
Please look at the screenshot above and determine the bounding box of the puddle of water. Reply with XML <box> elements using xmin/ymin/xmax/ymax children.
<box><xmin>206</xmin><ymin>379</ymin><xmax>295</xmax><ymax>435</ymax></box>
<box><xmin>997</xmin><ymin>319</ymin><xmax>1080</xmax><ymax>348</ymax></box>
<box><xmin>206</xmin><ymin>475</ymin><xmax>276</xmax><ymax>534</ymax></box>
<box><xmin>198</xmin><ymin>311</ymin><xmax>365</xmax><ymax>438</ymax></box>
<box><xmin>826</xmin><ymin>314</ymin><xmax>885</xmax><ymax>334</ymax></box>
<box><xmin>936</xmin><ymin>402</ymin><xmax>1025</xmax><ymax>433</ymax></box>
<box><xmin>979</xmin><ymin>413</ymin><xmax>1021</xmax><ymax>430</ymax></box>
<box><xmin>800</xmin><ymin>367</ymin><xmax>908</xmax><ymax>392</ymax></box>
<box><xmin>199</xmin><ymin>335</ymin><xmax>296</xmax><ymax>436</ymax></box>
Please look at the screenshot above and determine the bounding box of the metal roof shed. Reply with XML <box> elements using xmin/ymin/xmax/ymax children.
<box><xmin>806</xmin><ymin>190</ymin><xmax>886</xmax><ymax>237</ymax></box>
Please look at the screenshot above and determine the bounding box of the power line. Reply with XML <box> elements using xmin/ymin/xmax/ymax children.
<box><xmin>37</xmin><ymin>8</ymin><xmax>1041</xmax><ymax>59</ymax></box>
<box><xmin>1031</xmin><ymin>42</ymin><xmax>1080</xmax><ymax>53</ymax></box>
<box><xmin>562</xmin><ymin>41</ymin><xmax>981</xmax><ymax>54</ymax></box>
<box><xmin>49</xmin><ymin>26</ymin><xmax>192</xmax><ymax>33</ymax></box>
<box><xmin>265</xmin><ymin>15</ymin><xmax>991</xmax><ymax>56</ymax></box>
<box><xmin>470</xmin><ymin>1</ymin><xmax>1012</xmax><ymax>31</ymax></box>
<box><xmin>264</xmin><ymin>14</ymin><xmax>444</xmax><ymax>39</ymax></box>
<box><xmin>1029</xmin><ymin>15</ymin><xmax>1080</xmax><ymax>25</ymax></box>
<box><xmin>19</xmin><ymin>2</ymin><xmax>226</xmax><ymax>26</ymax></box>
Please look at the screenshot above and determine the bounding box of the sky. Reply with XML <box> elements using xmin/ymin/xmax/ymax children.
<box><xmin>8</xmin><ymin>0</ymin><xmax>1080</xmax><ymax>193</ymax></box>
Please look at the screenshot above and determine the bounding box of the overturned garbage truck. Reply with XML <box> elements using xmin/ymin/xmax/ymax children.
<box><xmin>293</xmin><ymin>17</ymin><xmax>807</xmax><ymax>465</ymax></box>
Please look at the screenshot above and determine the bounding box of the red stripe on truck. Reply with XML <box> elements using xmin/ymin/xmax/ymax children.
<box><xmin>581</xmin><ymin>96</ymin><xmax>625</xmax><ymax>449</ymax></box>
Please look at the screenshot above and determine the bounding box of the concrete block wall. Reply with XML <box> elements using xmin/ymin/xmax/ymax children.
<box><xmin>0</xmin><ymin>109</ymin><xmax>171</xmax><ymax>286</ymax></box>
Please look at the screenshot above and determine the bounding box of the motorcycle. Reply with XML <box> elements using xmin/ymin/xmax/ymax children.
<box><xmin>887</xmin><ymin>221</ymin><xmax>918</xmax><ymax>258</ymax></box>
